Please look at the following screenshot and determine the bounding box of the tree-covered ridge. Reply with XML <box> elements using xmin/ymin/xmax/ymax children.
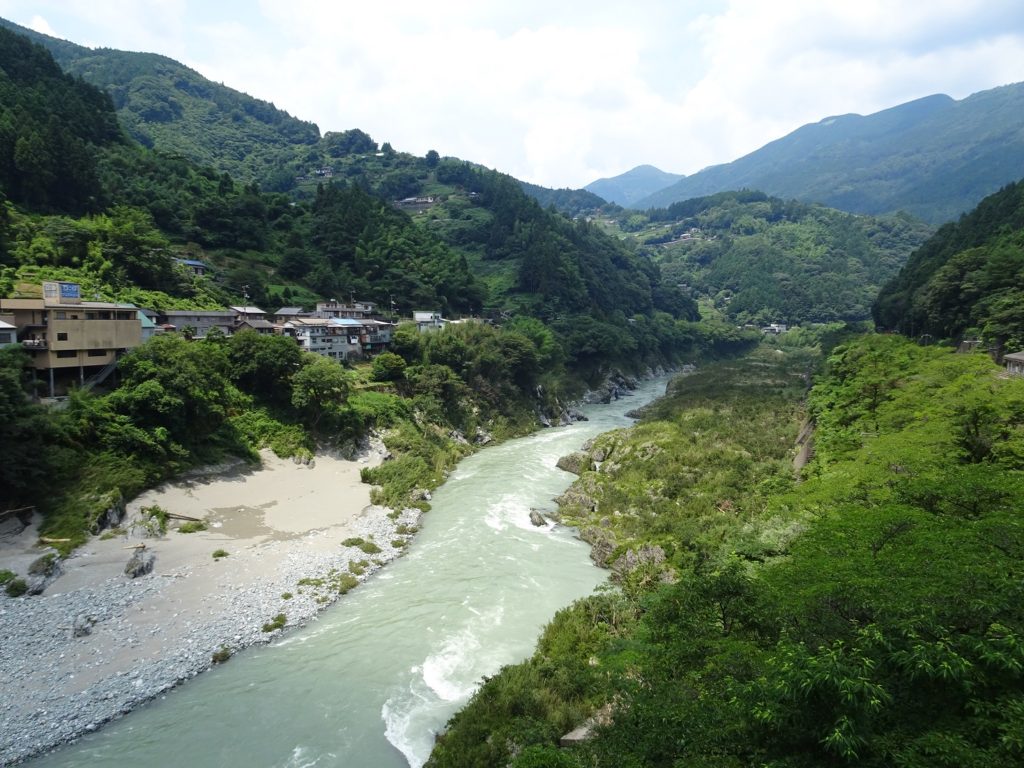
<box><xmin>873</xmin><ymin>179</ymin><xmax>1024</xmax><ymax>353</ymax></box>
<box><xmin>635</xmin><ymin>85</ymin><xmax>1024</xmax><ymax>225</ymax></box>
<box><xmin>0</xmin><ymin>18</ymin><xmax>320</xmax><ymax>188</ymax></box>
<box><xmin>0</xmin><ymin>25</ymin><xmax>125</xmax><ymax>213</ymax></box>
<box><xmin>611</xmin><ymin>190</ymin><xmax>931</xmax><ymax>326</ymax></box>
<box><xmin>428</xmin><ymin>334</ymin><xmax>1024</xmax><ymax>768</ymax></box>
<box><xmin>517</xmin><ymin>180</ymin><xmax>609</xmax><ymax>217</ymax></box>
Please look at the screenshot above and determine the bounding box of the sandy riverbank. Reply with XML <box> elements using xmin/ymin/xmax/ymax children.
<box><xmin>0</xmin><ymin>446</ymin><xmax>421</xmax><ymax>766</ymax></box>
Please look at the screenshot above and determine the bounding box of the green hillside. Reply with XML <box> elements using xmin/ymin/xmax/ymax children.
<box><xmin>873</xmin><ymin>179</ymin><xmax>1024</xmax><ymax>352</ymax></box>
<box><xmin>636</xmin><ymin>86</ymin><xmax>1024</xmax><ymax>225</ymax></box>
<box><xmin>0</xmin><ymin>17</ymin><xmax>320</xmax><ymax>189</ymax></box>
<box><xmin>602</xmin><ymin>190</ymin><xmax>932</xmax><ymax>326</ymax></box>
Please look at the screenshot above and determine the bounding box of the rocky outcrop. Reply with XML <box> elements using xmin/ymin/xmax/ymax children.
<box><xmin>611</xmin><ymin>544</ymin><xmax>666</xmax><ymax>579</ymax></box>
<box><xmin>124</xmin><ymin>548</ymin><xmax>156</xmax><ymax>579</ymax></box>
<box><xmin>25</xmin><ymin>551</ymin><xmax>63</xmax><ymax>595</ymax></box>
<box><xmin>529</xmin><ymin>510</ymin><xmax>547</xmax><ymax>527</ymax></box>
<box><xmin>556</xmin><ymin>451</ymin><xmax>593</xmax><ymax>476</ymax></box>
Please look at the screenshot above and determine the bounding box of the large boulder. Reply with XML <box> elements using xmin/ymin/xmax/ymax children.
<box><xmin>124</xmin><ymin>548</ymin><xmax>156</xmax><ymax>578</ymax></box>
<box><xmin>25</xmin><ymin>551</ymin><xmax>62</xmax><ymax>595</ymax></box>
<box><xmin>556</xmin><ymin>451</ymin><xmax>593</xmax><ymax>476</ymax></box>
<box><xmin>529</xmin><ymin>510</ymin><xmax>547</xmax><ymax>527</ymax></box>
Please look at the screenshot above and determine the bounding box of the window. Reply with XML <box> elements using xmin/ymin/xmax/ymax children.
<box><xmin>56</xmin><ymin>311</ymin><xmax>66</xmax><ymax>320</ymax></box>
<box><xmin>87</xmin><ymin>349</ymin><xmax>107</xmax><ymax>358</ymax></box>
<box><xmin>56</xmin><ymin>350</ymin><xmax>76</xmax><ymax>359</ymax></box>
<box><xmin>57</xmin><ymin>332</ymin><xmax>68</xmax><ymax>341</ymax></box>
<box><xmin>0</xmin><ymin>332</ymin><xmax>11</xmax><ymax>343</ymax></box>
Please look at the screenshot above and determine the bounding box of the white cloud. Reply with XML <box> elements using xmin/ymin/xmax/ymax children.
<box><xmin>1</xmin><ymin>0</ymin><xmax>1022</xmax><ymax>188</ymax></box>
<box><xmin>27</xmin><ymin>14</ymin><xmax>56</xmax><ymax>36</ymax></box>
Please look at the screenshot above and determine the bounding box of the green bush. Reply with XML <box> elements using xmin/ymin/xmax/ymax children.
<box><xmin>177</xmin><ymin>520</ymin><xmax>208</xmax><ymax>533</ymax></box>
<box><xmin>5</xmin><ymin>578</ymin><xmax>28</xmax><ymax>597</ymax></box>
<box><xmin>358</xmin><ymin>540</ymin><xmax>382</xmax><ymax>555</ymax></box>
<box><xmin>211</xmin><ymin>646</ymin><xmax>232</xmax><ymax>664</ymax></box>
<box><xmin>0</xmin><ymin>569</ymin><xmax>14</xmax><ymax>585</ymax></box>
<box><xmin>212</xmin><ymin>548</ymin><xmax>229</xmax><ymax>559</ymax></box>
<box><xmin>261</xmin><ymin>613</ymin><xmax>286</xmax><ymax>632</ymax></box>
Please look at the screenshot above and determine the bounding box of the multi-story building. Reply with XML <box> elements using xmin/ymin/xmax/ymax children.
<box><xmin>0</xmin><ymin>281</ymin><xmax>143</xmax><ymax>395</ymax></box>
<box><xmin>315</xmin><ymin>300</ymin><xmax>377</xmax><ymax>320</ymax></box>
<box><xmin>282</xmin><ymin>318</ymin><xmax>362</xmax><ymax>362</ymax></box>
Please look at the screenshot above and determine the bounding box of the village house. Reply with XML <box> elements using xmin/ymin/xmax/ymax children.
<box><xmin>413</xmin><ymin>311</ymin><xmax>446</xmax><ymax>333</ymax></box>
<box><xmin>0</xmin><ymin>319</ymin><xmax>17</xmax><ymax>348</ymax></box>
<box><xmin>0</xmin><ymin>281</ymin><xmax>143</xmax><ymax>396</ymax></box>
<box><xmin>315</xmin><ymin>300</ymin><xmax>378</xmax><ymax>320</ymax></box>
<box><xmin>159</xmin><ymin>310</ymin><xmax>235</xmax><ymax>338</ymax></box>
<box><xmin>360</xmin><ymin>319</ymin><xmax>395</xmax><ymax>355</ymax></box>
<box><xmin>281</xmin><ymin>318</ymin><xmax>361</xmax><ymax>362</ymax></box>
<box><xmin>1004</xmin><ymin>351</ymin><xmax>1024</xmax><ymax>377</ymax></box>
<box><xmin>173</xmin><ymin>258</ymin><xmax>210</xmax><ymax>277</ymax></box>
<box><xmin>273</xmin><ymin>306</ymin><xmax>313</xmax><ymax>324</ymax></box>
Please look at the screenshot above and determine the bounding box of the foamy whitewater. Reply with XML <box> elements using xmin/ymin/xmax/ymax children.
<box><xmin>28</xmin><ymin>377</ymin><xmax>670</xmax><ymax>768</ymax></box>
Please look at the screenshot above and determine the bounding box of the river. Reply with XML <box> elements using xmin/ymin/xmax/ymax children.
<box><xmin>30</xmin><ymin>377</ymin><xmax>669</xmax><ymax>768</ymax></box>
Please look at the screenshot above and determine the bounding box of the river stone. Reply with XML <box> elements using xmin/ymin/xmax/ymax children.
<box><xmin>124</xmin><ymin>549</ymin><xmax>155</xmax><ymax>579</ymax></box>
<box><xmin>72</xmin><ymin>614</ymin><xmax>95</xmax><ymax>638</ymax></box>
<box><xmin>529</xmin><ymin>510</ymin><xmax>547</xmax><ymax>527</ymax></box>
<box><xmin>556</xmin><ymin>451</ymin><xmax>593</xmax><ymax>476</ymax></box>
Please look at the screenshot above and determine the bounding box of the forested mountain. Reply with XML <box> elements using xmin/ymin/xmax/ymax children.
<box><xmin>0</xmin><ymin>18</ymin><xmax>320</xmax><ymax>190</ymax></box>
<box><xmin>635</xmin><ymin>85</ymin><xmax>1024</xmax><ymax>224</ymax></box>
<box><xmin>0</xmin><ymin>28</ymin><xmax>125</xmax><ymax>212</ymax></box>
<box><xmin>607</xmin><ymin>190</ymin><xmax>931</xmax><ymax>325</ymax></box>
<box><xmin>585</xmin><ymin>164</ymin><xmax>684</xmax><ymax>207</ymax></box>
<box><xmin>873</xmin><ymin>180</ymin><xmax>1024</xmax><ymax>352</ymax></box>
<box><xmin>0</xmin><ymin>23</ymin><xmax>715</xmax><ymax>382</ymax></box>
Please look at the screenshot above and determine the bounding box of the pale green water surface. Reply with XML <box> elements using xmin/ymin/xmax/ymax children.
<box><xmin>31</xmin><ymin>377</ymin><xmax>669</xmax><ymax>768</ymax></box>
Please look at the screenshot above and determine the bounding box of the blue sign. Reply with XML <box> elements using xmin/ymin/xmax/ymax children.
<box><xmin>60</xmin><ymin>282</ymin><xmax>81</xmax><ymax>299</ymax></box>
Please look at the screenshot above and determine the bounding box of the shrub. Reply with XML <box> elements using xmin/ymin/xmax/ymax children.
<box><xmin>142</xmin><ymin>504</ymin><xmax>169</xmax><ymax>535</ymax></box>
<box><xmin>342</xmin><ymin>537</ymin><xmax>365</xmax><ymax>547</ymax></box>
<box><xmin>281</xmin><ymin>592</ymin><xmax>293</xmax><ymax>600</ymax></box>
<box><xmin>178</xmin><ymin>520</ymin><xmax>208</xmax><ymax>533</ymax></box>
<box><xmin>0</xmin><ymin>569</ymin><xmax>14</xmax><ymax>585</ymax></box>
<box><xmin>358</xmin><ymin>540</ymin><xmax>382</xmax><ymax>555</ymax></box>
<box><xmin>211</xmin><ymin>646</ymin><xmax>232</xmax><ymax>664</ymax></box>
<box><xmin>212</xmin><ymin>548</ymin><xmax>229</xmax><ymax>559</ymax></box>
<box><xmin>5</xmin><ymin>578</ymin><xmax>28</xmax><ymax>597</ymax></box>
<box><xmin>262</xmin><ymin>613</ymin><xmax>286</xmax><ymax>632</ymax></box>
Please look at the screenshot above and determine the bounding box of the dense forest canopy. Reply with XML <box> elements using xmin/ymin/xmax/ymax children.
<box><xmin>607</xmin><ymin>190</ymin><xmax>932</xmax><ymax>326</ymax></box>
<box><xmin>874</xmin><ymin>179</ymin><xmax>1024</xmax><ymax>353</ymax></box>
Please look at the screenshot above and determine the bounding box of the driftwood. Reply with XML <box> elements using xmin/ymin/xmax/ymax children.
<box><xmin>0</xmin><ymin>505</ymin><xmax>35</xmax><ymax>520</ymax></box>
<box><xmin>166</xmin><ymin>512</ymin><xmax>202</xmax><ymax>522</ymax></box>
<box><xmin>122</xmin><ymin>543</ymin><xmax>147</xmax><ymax>550</ymax></box>
<box><xmin>39</xmin><ymin>536</ymin><xmax>71</xmax><ymax>544</ymax></box>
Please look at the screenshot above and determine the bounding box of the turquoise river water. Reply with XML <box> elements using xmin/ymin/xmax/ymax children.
<box><xmin>31</xmin><ymin>377</ymin><xmax>669</xmax><ymax>768</ymax></box>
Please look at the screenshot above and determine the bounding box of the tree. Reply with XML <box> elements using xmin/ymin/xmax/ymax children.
<box><xmin>425</xmin><ymin>149</ymin><xmax>440</xmax><ymax>168</ymax></box>
<box><xmin>371</xmin><ymin>351</ymin><xmax>407</xmax><ymax>382</ymax></box>
<box><xmin>290</xmin><ymin>355</ymin><xmax>351</xmax><ymax>430</ymax></box>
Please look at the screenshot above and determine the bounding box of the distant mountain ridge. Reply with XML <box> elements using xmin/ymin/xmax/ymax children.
<box><xmin>585</xmin><ymin>164</ymin><xmax>684</xmax><ymax>207</ymax></box>
<box><xmin>635</xmin><ymin>84</ymin><xmax>1024</xmax><ymax>225</ymax></box>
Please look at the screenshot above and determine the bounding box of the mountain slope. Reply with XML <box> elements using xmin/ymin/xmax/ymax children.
<box><xmin>635</xmin><ymin>84</ymin><xmax>1024</xmax><ymax>224</ymax></box>
<box><xmin>608</xmin><ymin>191</ymin><xmax>932</xmax><ymax>325</ymax></box>
<box><xmin>586</xmin><ymin>164</ymin><xmax>684</xmax><ymax>207</ymax></box>
<box><xmin>873</xmin><ymin>179</ymin><xmax>1024</xmax><ymax>350</ymax></box>
<box><xmin>0</xmin><ymin>18</ymin><xmax>320</xmax><ymax>188</ymax></box>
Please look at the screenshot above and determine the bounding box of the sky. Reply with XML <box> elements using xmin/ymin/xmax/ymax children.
<box><xmin>2</xmin><ymin>0</ymin><xmax>1023</xmax><ymax>189</ymax></box>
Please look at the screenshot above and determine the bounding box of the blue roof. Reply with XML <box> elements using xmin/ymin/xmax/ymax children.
<box><xmin>175</xmin><ymin>258</ymin><xmax>209</xmax><ymax>268</ymax></box>
<box><xmin>330</xmin><ymin>318</ymin><xmax>365</xmax><ymax>327</ymax></box>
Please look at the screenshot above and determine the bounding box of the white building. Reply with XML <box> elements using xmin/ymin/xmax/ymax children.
<box><xmin>413</xmin><ymin>311</ymin><xmax>446</xmax><ymax>333</ymax></box>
